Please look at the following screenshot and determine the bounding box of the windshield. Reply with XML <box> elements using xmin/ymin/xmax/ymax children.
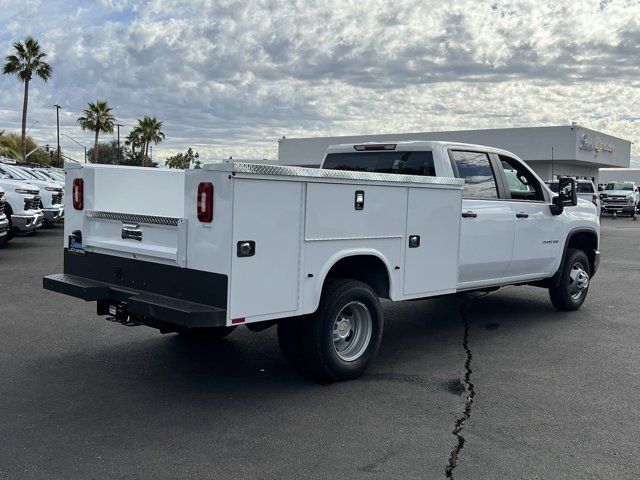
<box><xmin>605</xmin><ymin>182</ymin><xmax>634</xmax><ymax>191</ymax></box>
<box><xmin>1</xmin><ymin>165</ymin><xmax>31</xmax><ymax>181</ymax></box>
<box><xmin>17</xmin><ymin>168</ymin><xmax>43</xmax><ymax>180</ymax></box>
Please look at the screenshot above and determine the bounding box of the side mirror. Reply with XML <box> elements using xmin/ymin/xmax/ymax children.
<box><xmin>550</xmin><ymin>177</ymin><xmax>577</xmax><ymax>215</ymax></box>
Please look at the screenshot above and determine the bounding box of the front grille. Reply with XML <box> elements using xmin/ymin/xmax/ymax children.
<box><xmin>51</xmin><ymin>193</ymin><xmax>63</xmax><ymax>205</ymax></box>
<box><xmin>24</xmin><ymin>196</ymin><xmax>41</xmax><ymax>211</ymax></box>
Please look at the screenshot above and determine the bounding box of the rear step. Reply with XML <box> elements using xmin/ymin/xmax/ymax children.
<box><xmin>43</xmin><ymin>273</ymin><xmax>226</xmax><ymax>328</ymax></box>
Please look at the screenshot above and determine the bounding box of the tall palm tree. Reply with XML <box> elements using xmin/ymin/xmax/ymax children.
<box><xmin>77</xmin><ymin>100</ymin><xmax>115</xmax><ymax>163</ymax></box>
<box><xmin>136</xmin><ymin>116</ymin><xmax>165</xmax><ymax>166</ymax></box>
<box><xmin>124</xmin><ymin>128</ymin><xmax>142</xmax><ymax>158</ymax></box>
<box><xmin>2</xmin><ymin>37</ymin><xmax>53</xmax><ymax>161</ymax></box>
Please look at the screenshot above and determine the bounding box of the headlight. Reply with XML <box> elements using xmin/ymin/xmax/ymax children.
<box><xmin>15</xmin><ymin>188</ymin><xmax>30</xmax><ymax>194</ymax></box>
<box><xmin>44</xmin><ymin>187</ymin><xmax>61</xmax><ymax>192</ymax></box>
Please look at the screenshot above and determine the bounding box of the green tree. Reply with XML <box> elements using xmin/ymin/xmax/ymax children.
<box><xmin>0</xmin><ymin>130</ymin><xmax>21</xmax><ymax>159</ymax></box>
<box><xmin>86</xmin><ymin>140</ymin><xmax>121</xmax><ymax>165</ymax></box>
<box><xmin>2</xmin><ymin>37</ymin><xmax>53</xmax><ymax>161</ymax></box>
<box><xmin>77</xmin><ymin>100</ymin><xmax>115</xmax><ymax>163</ymax></box>
<box><xmin>136</xmin><ymin>116</ymin><xmax>165</xmax><ymax>167</ymax></box>
<box><xmin>165</xmin><ymin>147</ymin><xmax>199</xmax><ymax>169</ymax></box>
<box><xmin>124</xmin><ymin>128</ymin><xmax>142</xmax><ymax>159</ymax></box>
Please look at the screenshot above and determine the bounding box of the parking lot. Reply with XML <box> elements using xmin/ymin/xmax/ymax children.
<box><xmin>1</xmin><ymin>218</ymin><xmax>639</xmax><ymax>479</ymax></box>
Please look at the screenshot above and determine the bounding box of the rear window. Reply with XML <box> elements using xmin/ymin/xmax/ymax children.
<box><xmin>322</xmin><ymin>151</ymin><xmax>436</xmax><ymax>176</ymax></box>
<box><xmin>576</xmin><ymin>182</ymin><xmax>594</xmax><ymax>193</ymax></box>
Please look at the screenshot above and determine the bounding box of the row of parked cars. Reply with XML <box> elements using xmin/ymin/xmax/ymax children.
<box><xmin>547</xmin><ymin>179</ymin><xmax>640</xmax><ymax>217</ymax></box>
<box><xmin>0</xmin><ymin>160</ymin><xmax>65</xmax><ymax>246</ymax></box>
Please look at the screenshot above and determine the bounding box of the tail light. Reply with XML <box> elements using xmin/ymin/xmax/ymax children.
<box><xmin>72</xmin><ymin>178</ymin><xmax>84</xmax><ymax>210</ymax></box>
<box><xmin>197</xmin><ymin>182</ymin><xmax>213</xmax><ymax>222</ymax></box>
<box><xmin>592</xmin><ymin>194</ymin><xmax>598</xmax><ymax>205</ymax></box>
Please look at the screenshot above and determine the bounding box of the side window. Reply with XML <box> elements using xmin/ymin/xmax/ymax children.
<box><xmin>498</xmin><ymin>155</ymin><xmax>544</xmax><ymax>201</ymax></box>
<box><xmin>450</xmin><ymin>151</ymin><xmax>499</xmax><ymax>199</ymax></box>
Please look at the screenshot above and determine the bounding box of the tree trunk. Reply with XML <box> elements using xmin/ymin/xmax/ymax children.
<box><xmin>94</xmin><ymin>129</ymin><xmax>99</xmax><ymax>163</ymax></box>
<box><xmin>21</xmin><ymin>79</ymin><xmax>29</xmax><ymax>162</ymax></box>
<box><xmin>141</xmin><ymin>141</ymin><xmax>146</xmax><ymax>167</ymax></box>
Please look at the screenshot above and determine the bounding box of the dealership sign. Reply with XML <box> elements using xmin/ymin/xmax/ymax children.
<box><xmin>579</xmin><ymin>133</ymin><xmax>616</xmax><ymax>156</ymax></box>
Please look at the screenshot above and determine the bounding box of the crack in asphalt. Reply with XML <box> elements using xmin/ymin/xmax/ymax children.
<box><xmin>445</xmin><ymin>294</ymin><xmax>488</xmax><ymax>479</ymax></box>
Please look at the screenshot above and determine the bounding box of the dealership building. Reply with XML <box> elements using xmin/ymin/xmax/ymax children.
<box><xmin>277</xmin><ymin>125</ymin><xmax>631</xmax><ymax>183</ymax></box>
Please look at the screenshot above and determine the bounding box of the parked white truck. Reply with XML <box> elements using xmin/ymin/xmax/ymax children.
<box><xmin>44</xmin><ymin>141</ymin><xmax>600</xmax><ymax>381</ymax></box>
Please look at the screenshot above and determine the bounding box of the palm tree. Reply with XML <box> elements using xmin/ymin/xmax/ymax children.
<box><xmin>136</xmin><ymin>116</ymin><xmax>165</xmax><ymax>166</ymax></box>
<box><xmin>124</xmin><ymin>128</ymin><xmax>142</xmax><ymax>159</ymax></box>
<box><xmin>77</xmin><ymin>100</ymin><xmax>115</xmax><ymax>163</ymax></box>
<box><xmin>2</xmin><ymin>37</ymin><xmax>53</xmax><ymax>161</ymax></box>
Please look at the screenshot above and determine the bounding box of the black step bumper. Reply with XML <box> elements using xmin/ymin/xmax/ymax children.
<box><xmin>44</xmin><ymin>273</ymin><xmax>227</xmax><ymax>328</ymax></box>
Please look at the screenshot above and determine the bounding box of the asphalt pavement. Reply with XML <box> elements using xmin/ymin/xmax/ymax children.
<box><xmin>1</xmin><ymin>219</ymin><xmax>639</xmax><ymax>479</ymax></box>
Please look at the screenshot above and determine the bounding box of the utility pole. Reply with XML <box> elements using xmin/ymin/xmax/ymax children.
<box><xmin>54</xmin><ymin>104</ymin><xmax>61</xmax><ymax>167</ymax></box>
<box><xmin>150</xmin><ymin>145</ymin><xmax>153</xmax><ymax>164</ymax></box>
<box><xmin>551</xmin><ymin>146</ymin><xmax>554</xmax><ymax>180</ymax></box>
<box><xmin>116</xmin><ymin>123</ymin><xmax>123</xmax><ymax>164</ymax></box>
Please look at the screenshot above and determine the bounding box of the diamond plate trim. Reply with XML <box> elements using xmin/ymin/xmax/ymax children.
<box><xmin>232</xmin><ymin>163</ymin><xmax>464</xmax><ymax>186</ymax></box>
<box><xmin>85</xmin><ymin>210</ymin><xmax>180</xmax><ymax>226</ymax></box>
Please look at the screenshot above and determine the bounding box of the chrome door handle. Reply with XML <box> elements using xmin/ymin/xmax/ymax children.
<box><xmin>461</xmin><ymin>211</ymin><xmax>477</xmax><ymax>218</ymax></box>
<box><xmin>516</xmin><ymin>212</ymin><xmax>529</xmax><ymax>218</ymax></box>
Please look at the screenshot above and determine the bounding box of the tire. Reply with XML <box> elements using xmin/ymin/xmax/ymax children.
<box><xmin>180</xmin><ymin>326</ymin><xmax>236</xmax><ymax>341</ymax></box>
<box><xmin>5</xmin><ymin>206</ymin><xmax>14</xmax><ymax>241</ymax></box>
<box><xmin>549</xmin><ymin>248</ymin><xmax>591</xmax><ymax>311</ymax></box>
<box><xmin>299</xmin><ymin>278</ymin><xmax>383</xmax><ymax>382</ymax></box>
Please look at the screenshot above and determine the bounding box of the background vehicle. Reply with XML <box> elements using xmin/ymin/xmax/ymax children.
<box><xmin>0</xmin><ymin>164</ymin><xmax>64</xmax><ymax>225</ymax></box>
<box><xmin>547</xmin><ymin>180</ymin><xmax>601</xmax><ymax>216</ymax></box>
<box><xmin>44</xmin><ymin>142</ymin><xmax>599</xmax><ymax>382</ymax></box>
<box><xmin>0</xmin><ymin>186</ymin><xmax>9</xmax><ymax>245</ymax></box>
<box><xmin>0</xmin><ymin>175</ymin><xmax>43</xmax><ymax>238</ymax></box>
<box><xmin>598</xmin><ymin>181</ymin><xmax>638</xmax><ymax>216</ymax></box>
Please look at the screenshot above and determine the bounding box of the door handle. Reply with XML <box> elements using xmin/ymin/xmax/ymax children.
<box><xmin>461</xmin><ymin>211</ymin><xmax>478</xmax><ymax>218</ymax></box>
<box><xmin>516</xmin><ymin>212</ymin><xmax>529</xmax><ymax>218</ymax></box>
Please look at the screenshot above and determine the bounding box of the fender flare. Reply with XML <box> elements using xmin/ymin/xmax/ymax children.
<box><xmin>550</xmin><ymin>227</ymin><xmax>599</xmax><ymax>286</ymax></box>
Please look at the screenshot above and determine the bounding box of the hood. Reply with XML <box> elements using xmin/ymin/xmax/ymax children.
<box><xmin>0</xmin><ymin>177</ymin><xmax>40</xmax><ymax>193</ymax></box>
<box><xmin>601</xmin><ymin>190</ymin><xmax>634</xmax><ymax>196</ymax></box>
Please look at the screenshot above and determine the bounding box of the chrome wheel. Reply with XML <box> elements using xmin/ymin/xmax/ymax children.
<box><xmin>568</xmin><ymin>262</ymin><xmax>589</xmax><ymax>300</ymax></box>
<box><xmin>332</xmin><ymin>301</ymin><xmax>372</xmax><ymax>362</ymax></box>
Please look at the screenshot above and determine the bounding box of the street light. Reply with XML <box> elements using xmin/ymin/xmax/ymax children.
<box><xmin>53</xmin><ymin>104</ymin><xmax>61</xmax><ymax>167</ymax></box>
<box><xmin>61</xmin><ymin>133</ymin><xmax>88</xmax><ymax>163</ymax></box>
<box><xmin>116</xmin><ymin>123</ymin><xmax>123</xmax><ymax>164</ymax></box>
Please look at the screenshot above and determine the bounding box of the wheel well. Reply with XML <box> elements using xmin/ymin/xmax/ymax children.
<box><xmin>567</xmin><ymin>230</ymin><xmax>598</xmax><ymax>273</ymax></box>
<box><xmin>325</xmin><ymin>255</ymin><xmax>391</xmax><ymax>299</ymax></box>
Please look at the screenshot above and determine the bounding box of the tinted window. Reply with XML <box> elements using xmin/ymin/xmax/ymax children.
<box><xmin>450</xmin><ymin>151</ymin><xmax>498</xmax><ymax>199</ymax></box>
<box><xmin>547</xmin><ymin>181</ymin><xmax>559</xmax><ymax>193</ymax></box>
<box><xmin>498</xmin><ymin>155</ymin><xmax>544</xmax><ymax>201</ymax></box>
<box><xmin>323</xmin><ymin>151</ymin><xmax>436</xmax><ymax>176</ymax></box>
<box><xmin>576</xmin><ymin>182</ymin><xmax>594</xmax><ymax>193</ymax></box>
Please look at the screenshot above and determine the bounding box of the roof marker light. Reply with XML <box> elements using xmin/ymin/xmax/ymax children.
<box><xmin>353</xmin><ymin>144</ymin><xmax>397</xmax><ymax>151</ymax></box>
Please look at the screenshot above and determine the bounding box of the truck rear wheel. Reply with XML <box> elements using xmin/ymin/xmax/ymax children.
<box><xmin>549</xmin><ymin>248</ymin><xmax>591</xmax><ymax>311</ymax></box>
<box><xmin>299</xmin><ymin>279</ymin><xmax>383</xmax><ymax>382</ymax></box>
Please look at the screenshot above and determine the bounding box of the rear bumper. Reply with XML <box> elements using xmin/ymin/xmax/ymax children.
<box><xmin>43</xmin><ymin>273</ymin><xmax>226</xmax><ymax>328</ymax></box>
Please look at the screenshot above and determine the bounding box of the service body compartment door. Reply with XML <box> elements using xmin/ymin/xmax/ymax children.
<box><xmin>229</xmin><ymin>179</ymin><xmax>303</xmax><ymax>320</ymax></box>
<box><xmin>403</xmin><ymin>186</ymin><xmax>462</xmax><ymax>296</ymax></box>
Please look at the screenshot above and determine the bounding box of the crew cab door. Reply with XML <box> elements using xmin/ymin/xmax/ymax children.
<box><xmin>450</xmin><ymin>150</ymin><xmax>515</xmax><ymax>287</ymax></box>
<box><xmin>494</xmin><ymin>154</ymin><xmax>563</xmax><ymax>277</ymax></box>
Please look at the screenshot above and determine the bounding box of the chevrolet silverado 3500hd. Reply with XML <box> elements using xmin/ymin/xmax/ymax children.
<box><xmin>44</xmin><ymin>141</ymin><xmax>600</xmax><ymax>381</ymax></box>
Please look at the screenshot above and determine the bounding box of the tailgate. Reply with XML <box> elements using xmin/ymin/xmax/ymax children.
<box><xmin>67</xmin><ymin>165</ymin><xmax>188</xmax><ymax>267</ymax></box>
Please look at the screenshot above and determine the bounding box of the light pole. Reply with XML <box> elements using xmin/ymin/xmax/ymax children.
<box><xmin>54</xmin><ymin>104</ymin><xmax>61</xmax><ymax>167</ymax></box>
<box><xmin>150</xmin><ymin>145</ymin><xmax>153</xmax><ymax>164</ymax></box>
<box><xmin>116</xmin><ymin>123</ymin><xmax>123</xmax><ymax>164</ymax></box>
<box><xmin>61</xmin><ymin>133</ymin><xmax>88</xmax><ymax>163</ymax></box>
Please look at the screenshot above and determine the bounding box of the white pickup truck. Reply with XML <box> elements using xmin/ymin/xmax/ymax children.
<box><xmin>44</xmin><ymin>141</ymin><xmax>600</xmax><ymax>381</ymax></box>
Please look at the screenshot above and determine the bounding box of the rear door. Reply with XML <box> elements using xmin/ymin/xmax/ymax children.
<box><xmin>450</xmin><ymin>150</ymin><xmax>515</xmax><ymax>287</ymax></box>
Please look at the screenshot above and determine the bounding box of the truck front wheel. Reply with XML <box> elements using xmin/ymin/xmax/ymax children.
<box><xmin>299</xmin><ymin>279</ymin><xmax>383</xmax><ymax>382</ymax></box>
<box><xmin>549</xmin><ymin>248</ymin><xmax>591</xmax><ymax>311</ymax></box>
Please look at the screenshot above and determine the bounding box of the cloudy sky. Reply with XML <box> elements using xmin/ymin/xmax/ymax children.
<box><xmin>0</xmin><ymin>0</ymin><xmax>639</xmax><ymax>165</ymax></box>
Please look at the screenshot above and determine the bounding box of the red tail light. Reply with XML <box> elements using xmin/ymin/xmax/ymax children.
<box><xmin>197</xmin><ymin>182</ymin><xmax>213</xmax><ymax>222</ymax></box>
<box><xmin>72</xmin><ymin>178</ymin><xmax>84</xmax><ymax>210</ymax></box>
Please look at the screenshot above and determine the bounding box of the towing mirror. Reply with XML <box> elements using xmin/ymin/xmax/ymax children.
<box><xmin>550</xmin><ymin>177</ymin><xmax>577</xmax><ymax>216</ymax></box>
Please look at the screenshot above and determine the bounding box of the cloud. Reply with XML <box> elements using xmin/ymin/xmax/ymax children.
<box><xmin>0</xmin><ymin>0</ymin><xmax>638</xmax><ymax>166</ymax></box>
